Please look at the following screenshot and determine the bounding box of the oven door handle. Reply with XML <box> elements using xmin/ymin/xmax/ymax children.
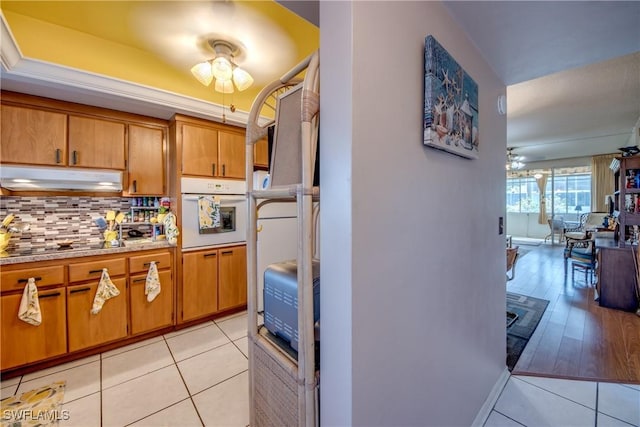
<box><xmin>182</xmin><ymin>195</ymin><xmax>246</xmax><ymax>204</ymax></box>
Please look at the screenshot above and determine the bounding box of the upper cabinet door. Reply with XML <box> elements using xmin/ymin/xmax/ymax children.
<box><xmin>1</xmin><ymin>105</ymin><xmax>67</xmax><ymax>166</ymax></box>
<box><xmin>68</xmin><ymin>116</ymin><xmax>125</xmax><ymax>169</ymax></box>
<box><xmin>181</xmin><ymin>124</ymin><xmax>219</xmax><ymax>177</ymax></box>
<box><xmin>126</xmin><ymin>125</ymin><xmax>165</xmax><ymax>196</ymax></box>
<box><xmin>218</xmin><ymin>131</ymin><xmax>246</xmax><ymax>179</ymax></box>
<box><xmin>254</xmin><ymin>137</ymin><xmax>269</xmax><ymax>169</ymax></box>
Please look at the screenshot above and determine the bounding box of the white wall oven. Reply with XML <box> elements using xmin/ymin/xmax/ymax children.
<box><xmin>180</xmin><ymin>177</ymin><xmax>247</xmax><ymax>249</ymax></box>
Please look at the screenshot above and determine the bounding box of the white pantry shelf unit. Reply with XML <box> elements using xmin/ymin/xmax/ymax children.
<box><xmin>245</xmin><ymin>51</ymin><xmax>320</xmax><ymax>427</ymax></box>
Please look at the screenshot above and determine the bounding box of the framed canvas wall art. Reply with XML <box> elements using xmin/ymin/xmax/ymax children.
<box><xmin>423</xmin><ymin>35</ymin><xmax>479</xmax><ymax>159</ymax></box>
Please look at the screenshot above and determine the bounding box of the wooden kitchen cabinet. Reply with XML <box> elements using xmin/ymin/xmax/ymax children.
<box><xmin>181</xmin><ymin>249</ymin><xmax>219</xmax><ymax>322</ymax></box>
<box><xmin>68</xmin><ymin>115</ymin><xmax>126</xmax><ymax>169</ymax></box>
<box><xmin>180</xmin><ymin>245</ymin><xmax>247</xmax><ymax>322</ymax></box>
<box><xmin>179</xmin><ymin>121</ymin><xmax>246</xmax><ymax>179</ymax></box>
<box><xmin>67</xmin><ymin>256</ymin><xmax>128</xmax><ymax>351</ymax></box>
<box><xmin>181</xmin><ymin>124</ymin><xmax>219</xmax><ymax>177</ymax></box>
<box><xmin>1</xmin><ymin>248</ymin><xmax>177</xmax><ymax>374</ymax></box>
<box><xmin>218</xmin><ymin>131</ymin><xmax>246</xmax><ymax>179</ymax></box>
<box><xmin>66</xmin><ymin>278</ymin><xmax>128</xmax><ymax>352</ymax></box>
<box><xmin>129</xmin><ymin>251</ymin><xmax>174</xmax><ymax>334</ymax></box>
<box><xmin>218</xmin><ymin>245</ymin><xmax>247</xmax><ymax>311</ymax></box>
<box><xmin>1</xmin><ymin>265</ymin><xmax>65</xmax><ymax>293</ymax></box>
<box><xmin>1</xmin><ymin>287</ymin><xmax>67</xmax><ymax>370</ymax></box>
<box><xmin>0</xmin><ymin>104</ymin><xmax>67</xmax><ymax>166</ymax></box>
<box><xmin>130</xmin><ymin>270</ymin><xmax>173</xmax><ymax>335</ymax></box>
<box><xmin>254</xmin><ymin>137</ymin><xmax>269</xmax><ymax>169</ymax></box>
<box><xmin>68</xmin><ymin>257</ymin><xmax>126</xmax><ymax>283</ymax></box>
<box><xmin>126</xmin><ymin>124</ymin><xmax>166</xmax><ymax>196</ymax></box>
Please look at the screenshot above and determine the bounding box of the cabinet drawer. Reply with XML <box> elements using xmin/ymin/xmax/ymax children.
<box><xmin>1</xmin><ymin>266</ymin><xmax>65</xmax><ymax>292</ymax></box>
<box><xmin>129</xmin><ymin>252</ymin><xmax>171</xmax><ymax>274</ymax></box>
<box><xmin>68</xmin><ymin>258</ymin><xmax>126</xmax><ymax>283</ymax></box>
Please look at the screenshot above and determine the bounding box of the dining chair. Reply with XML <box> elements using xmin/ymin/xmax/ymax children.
<box><xmin>564</xmin><ymin>237</ymin><xmax>596</xmax><ymax>285</ymax></box>
<box><xmin>506</xmin><ymin>246</ymin><xmax>519</xmax><ymax>281</ymax></box>
<box><xmin>544</xmin><ymin>217</ymin><xmax>565</xmax><ymax>243</ymax></box>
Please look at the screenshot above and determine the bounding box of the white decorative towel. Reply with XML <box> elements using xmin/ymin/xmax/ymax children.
<box><xmin>18</xmin><ymin>277</ymin><xmax>42</xmax><ymax>326</ymax></box>
<box><xmin>197</xmin><ymin>196</ymin><xmax>221</xmax><ymax>232</ymax></box>
<box><xmin>163</xmin><ymin>212</ymin><xmax>180</xmax><ymax>245</ymax></box>
<box><xmin>91</xmin><ymin>269</ymin><xmax>120</xmax><ymax>314</ymax></box>
<box><xmin>145</xmin><ymin>261</ymin><xmax>161</xmax><ymax>302</ymax></box>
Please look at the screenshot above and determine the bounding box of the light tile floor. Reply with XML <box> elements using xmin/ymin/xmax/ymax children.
<box><xmin>2</xmin><ymin>310</ymin><xmax>638</xmax><ymax>426</ymax></box>
<box><xmin>1</xmin><ymin>311</ymin><xmax>250</xmax><ymax>427</ymax></box>
<box><xmin>486</xmin><ymin>375</ymin><xmax>640</xmax><ymax>427</ymax></box>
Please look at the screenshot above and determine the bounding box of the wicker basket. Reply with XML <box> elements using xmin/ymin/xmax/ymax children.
<box><xmin>253</xmin><ymin>336</ymin><xmax>299</xmax><ymax>426</ymax></box>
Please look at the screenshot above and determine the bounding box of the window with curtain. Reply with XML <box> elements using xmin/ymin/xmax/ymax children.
<box><xmin>507</xmin><ymin>167</ymin><xmax>591</xmax><ymax>215</ymax></box>
<box><xmin>548</xmin><ymin>173</ymin><xmax>592</xmax><ymax>218</ymax></box>
<box><xmin>506</xmin><ymin>175</ymin><xmax>540</xmax><ymax>213</ymax></box>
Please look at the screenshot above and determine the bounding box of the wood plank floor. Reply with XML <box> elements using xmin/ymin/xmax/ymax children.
<box><xmin>508</xmin><ymin>240</ymin><xmax>640</xmax><ymax>384</ymax></box>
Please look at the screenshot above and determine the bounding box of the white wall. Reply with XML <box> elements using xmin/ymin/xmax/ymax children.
<box><xmin>321</xmin><ymin>1</ymin><xmax>508</xmax><ymax>425</ymax></box>
<box><xmin>506</xmin><ymin>212</ymin><xmax>552</xmax><ymax>239</ymax></box>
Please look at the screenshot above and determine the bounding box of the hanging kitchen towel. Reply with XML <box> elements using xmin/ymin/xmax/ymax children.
<box><xmin>91</xmin><ymin>268</ymin><xmax>120</xmax><ymax>314</ymax></box>
<box><xmin>163</xmin><ymin>211</ymin><xmax>179</xmax><ymax>245</ymax></box>
<box><xmin>18</xmin><ymin>277</ymin><xmax>42</xmax><ymax>326</ymax></box>
<box><xmin>197</xmin><ymin>196</ymin><xmax>221</xmax><ymax>232</ymax></box>
<box><xmin>145</xmin><ymin>261</ymin><xmax>161</xmax><ymax>302</ymax></box>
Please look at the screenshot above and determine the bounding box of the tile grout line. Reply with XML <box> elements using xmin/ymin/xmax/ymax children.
<box><xmin>512</xmin><ymin>376</ymin><xmax>599</xmax><ymax>413</ymax></box>
<box><xmin>162</xmin><ymin>334</ymin><xmax>206</xmax><ymax>427</ymax></box>
<box><xmin>189</xmin><ymin>369</ymin><xmax>249</xmax><ymax>400</ymax></box>
<box><xmin>489</xmin><ymin>408</ymin><xmax>527</xmax><ymax>427</ymax></box>
<box><xmin>595</xmin><ymin>382</ymin><xmax>639</xmax><ymax>427</ymax></box>
<box><xmin>486</xmin><ymin>375</ymin><xmax>527</xmax><ymax>427</ymax></box>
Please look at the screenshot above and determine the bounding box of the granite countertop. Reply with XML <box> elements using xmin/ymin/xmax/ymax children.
<box><xmin>0</xmin><ymin>240</ymin><xmax>175</xmax><ymax>265</ymax></box>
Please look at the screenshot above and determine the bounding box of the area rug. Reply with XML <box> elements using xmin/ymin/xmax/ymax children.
<box><xmin>517</xmin><ymin>246</ymin><xmax>532</xmax><ymax>259</ymax></box>
<box><xmin>506</xmin><ymin>292</ymin><xmax>549</xmax><ymax>371</ymax></box>
<box><xmin>0</xmin><ymin>381</ymin><xmax>66</xmax><ymax>426</ymax></box>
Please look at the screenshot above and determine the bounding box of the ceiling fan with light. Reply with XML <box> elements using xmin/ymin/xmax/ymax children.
<box><xmin>506</xmin><ymin>148</ymin><xmax>525</xmax><ymax>171</ymax></box>
<box><xmin>190</xmin><ymin>39</ymin><xmax>254</xmax><ymax>94</ymax></box>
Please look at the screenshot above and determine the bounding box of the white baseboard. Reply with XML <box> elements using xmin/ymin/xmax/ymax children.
<box><xmin>471</xmin><ymin>367</ymin><xmax>510</xmax><ymax>427</ymax></box>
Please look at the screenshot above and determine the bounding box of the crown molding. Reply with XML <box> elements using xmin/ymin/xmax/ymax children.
<box><xmin>0</xmin><ymin>13</ymin><xmax>250</xmax><ymax>127</ymax></box>
<box><xmin>0</xmin><ymin>13</ymin><xmax>22</xmax><ymax>70</ymax></box>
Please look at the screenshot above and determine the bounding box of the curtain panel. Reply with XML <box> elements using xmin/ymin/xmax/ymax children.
<box><xmin>591</xmin><ymin>153</ymin><xmax>617</xmax><ymax>213</ymax></box>
<box><xmin>536</xmin><ymin>173</ymin><xmax>548</xmax><ymax>224</ymax></box>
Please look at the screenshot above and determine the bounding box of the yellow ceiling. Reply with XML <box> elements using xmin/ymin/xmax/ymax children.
<box><xmin>0</xmin><ymin>0</ymin><xmax>319</xmax><ymax>115</ymax></box>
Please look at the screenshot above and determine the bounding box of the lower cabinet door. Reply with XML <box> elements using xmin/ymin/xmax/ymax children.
<box><xmin>67</xmin><ymin>279</ymin><xmax>128</xmax><ymax>352</ymax></box>
<box><xmin>181</xmin><ymin>250</ymin><xmax>218</xmax><ymax>322</ymax></box>
<box><xmin>130</xmin><ymin>270</ymin><xmax>173</xmax><ymax>335</ymax></box>
<box><xmin>218</xmin><ymin>246</ymin><xmax>247</xmax><ymax>311</ymax></box>
<box><xmin>1</xmin><ymin>287</ymin><xmax>67</xmax><ymax>370</ymax></box>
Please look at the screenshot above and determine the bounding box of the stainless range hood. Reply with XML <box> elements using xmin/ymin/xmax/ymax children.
<box><xmin>0</xmin><ymin>165</ymin><xmax>123</xmax><ymax>192</ymax></box>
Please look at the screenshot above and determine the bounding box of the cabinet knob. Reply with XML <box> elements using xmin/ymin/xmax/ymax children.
<box><xmin>55</xmin><ymin>149</ymin><xmax>62</xmax><ymax>164</ymax></box>
<box><xmin>72</xmin><ymin>150</ymin><xmax>78</xmax><ymax>165</ymax></box>
<box><xmin>222</xmin><ymin>164</ymin><xmax>226</xmax><ymax>176</ymax></box>
<box><xmin>212</xmin><ymin>163</ymin><xmax>216</xmax><ymax>176</ymax></box>
<box><xmin>132</xmin><ymin>180</ymin><xmax>137</xmax><ymax>193</ymax></box>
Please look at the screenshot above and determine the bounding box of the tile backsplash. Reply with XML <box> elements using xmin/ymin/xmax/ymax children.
<box><xmin>0</xmin><ymin>196</ymin><xmax>143</xmax><ymax>252</ymax></box>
